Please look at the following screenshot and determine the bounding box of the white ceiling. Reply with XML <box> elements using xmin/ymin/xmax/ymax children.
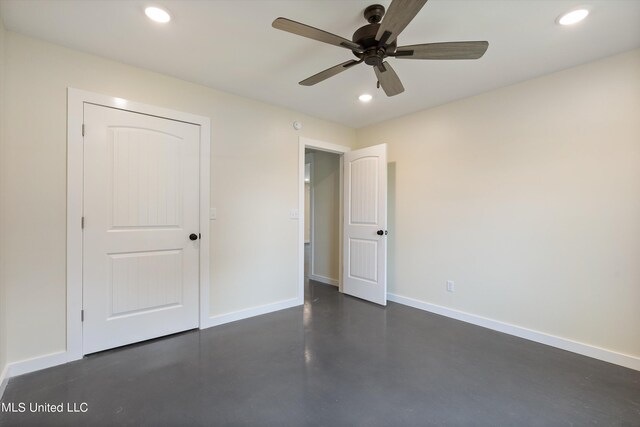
<box><xmin>1</xmin><ymin>0</ymin><xmax>639</xmax><ymax>128</ymax></box>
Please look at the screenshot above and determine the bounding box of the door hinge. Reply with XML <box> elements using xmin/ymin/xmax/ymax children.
<box><xmin>82</xmin><ymin>124</ymin><xmax>85</xmax><ymax>137</ymax></box>
<box><xmin>81</xmin><ymin>216</ymin><xmax>85</xmax><ymax>229</ymax></box>
<box><xmin>81</xmin><ymin>310</ymin><xmax>84</xmax><ymax>322</ymax></box>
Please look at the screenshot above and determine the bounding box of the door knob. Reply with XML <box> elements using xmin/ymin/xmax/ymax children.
<box><xmin>189</xmin><ymin>233</ymin><xmax>199</xmax><ymax>241</ymax></box>
<box><xmin>377</xmin><ymin>230</ymin><xmax>384</xmax><ymax>236</ymax></box>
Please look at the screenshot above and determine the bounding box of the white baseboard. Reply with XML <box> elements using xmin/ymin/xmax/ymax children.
<box><xmin>308</xmin><ymin>274</ymin><xmax>338</xmax><ymax>287</ymax></box>
<box><xmin>201</xmin><ymin>297</ymin><xmax>301</xmax><ymax>329</ymax></box>
<box><xmin>387</xmin><ymin>293</ymin><xmax>640</xmax><ymax>372</ymax></box>
<box><xmin>7</xmin><ymin>351</ymin><xmax>70</xmax><ymax>378</ymax></box>
<box><xmin>0</xmin><ymin>350</ymin><xmax>71</xmax><ymax>399</ymax></box>
<box><xmin>0</xmin><ymin>363</ymin><xmax>9</xmax><ymax>400</ymax></box>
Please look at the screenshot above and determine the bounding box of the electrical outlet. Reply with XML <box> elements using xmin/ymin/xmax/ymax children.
<box><xmin>446</xmin><ymin>280</ymin><xmax>455</xmax><ymax>293</ymax></box>
<box><xmin>289</xmin><ymin>209</ymin><xmax>300</xmax><ymax>220</ymax></box>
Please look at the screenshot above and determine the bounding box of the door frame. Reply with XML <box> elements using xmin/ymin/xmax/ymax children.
<box><xmin>67</xmin><ymin>88</ymin><xmax>211</xmax><ymax>361</ymax></box>
<box><xmin>304</xmin><ymin>153</ymin><xmax>315</xmax><ymax>279</ymax></box>
<box><xmin>298</xmin><ymin>137</ymin><xmax>350</xmax><ymax>301</ymax></box>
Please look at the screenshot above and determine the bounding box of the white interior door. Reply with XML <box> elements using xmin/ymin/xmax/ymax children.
<box><xmin>83</xmin><ymin>104</ymin><xmax>200</xmax><ymax>354</ymax></box>
<box><xmin>343</xmin><ymin>143</ymin><xmax>387</xmax><ymax>305</ymax></box>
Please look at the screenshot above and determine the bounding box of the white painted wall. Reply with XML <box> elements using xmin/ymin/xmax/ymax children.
<box><xmin>356</xmin><ymin>49</ymin><xmax>640</xmax><ymax>359</ymax></box>
<box><xmin>0</xmin><ymin>7</ymin><xmax>8</xmax><ymax>384</ymax></box>
<box><xmin>309</xmin><ymin>150</ymin><xmax>341</xmax><ymax>283</ymax></box>
<box><xmin>0</xmin><ymin>31</ymin><xmax>356</xmax><ymax>365</ymax></box>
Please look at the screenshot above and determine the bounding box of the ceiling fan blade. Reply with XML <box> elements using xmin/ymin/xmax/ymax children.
<box><xmin>395</xmin><ymin>41</ymin><xmax>489</xmax><ymax>60</ymax></box>
<box><xmin>375</xmin><ymin>0</ymin><xmax>429</xmax><ymax>45</ymax></box>
<box><xmin>273</xmin><ymin>18</ymin><xmax>363</xmax><ymax>53</ymax></box>
<box><xmin>299</xmin><ymin>60</ymin><xmax>362</xmax><ymax>86</ymax></box>
<box><xmin>374</xmin><ymin>61</ymin><xmax>405</xmax><ymax>96</ymax></box>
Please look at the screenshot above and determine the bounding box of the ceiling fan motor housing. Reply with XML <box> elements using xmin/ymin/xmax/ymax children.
<box><xmin>352</xmin><ymin>23</ymin><xmax>397</xmax><ymax>65</ymax></box>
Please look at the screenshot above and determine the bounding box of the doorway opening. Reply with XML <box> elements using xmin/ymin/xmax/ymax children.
<box><xmin>298</xmin><ymin>137</ymin><xmax>388</xmax><ymax>306</ymax></box>
<box><xmin>298</xmin><ymin>138</ymin><xmax>350</xmax><ymax>302</ymax></box>
<box><xmin>304</xmin><ymin>149</ymin><xmax>342</xmax><ymax>295</ymax></box>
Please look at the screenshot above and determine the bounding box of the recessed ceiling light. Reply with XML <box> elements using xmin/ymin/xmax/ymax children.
<box><xmin>113</xmin><ymin>97</ymin><xmax>128</xmax><ymax>107</ymax></box>
<box><xmin>145</xmin><ymin>6</ymin><xmax>171</xmax><ymax>23</ymax></box>
<box><xmin>558</xmin><ymin>9</ymin><xmax>589</xmax><ymax>26</ymax></box>
<box><xmin>359</xmin><ymin>94</ymin><xmax>373</xmax><ymax>103</ymax></box>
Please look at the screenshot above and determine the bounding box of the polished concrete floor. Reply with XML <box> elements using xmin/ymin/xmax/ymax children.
<box><xmin>1</xmin><ymin>281</ymin><xmax>639</xmax><ymax>426</ymax></box>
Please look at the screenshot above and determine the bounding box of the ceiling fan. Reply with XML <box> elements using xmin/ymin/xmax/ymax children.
<box><xmin>272</xmin><ymin>0</ymin><xmax>489</xmax><ymax>97</ymax></box>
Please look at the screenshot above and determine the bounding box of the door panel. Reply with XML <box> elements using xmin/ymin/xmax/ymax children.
<box><xmin>83</xmin><ymin>104</ymin><xmax>200</xmax><ymax>354</ymax></box>
<box><xmin>109</xmin><ymin>250</ymin><xmax>183</xmax><ymax>317</ymax></box>
<box><xmin>349</xmin><ymin>157</ymin><xmax>379</xmax><ymax>225</ymax></box>
<box><xmin>348</xmin><ymin>238</ymin><xmax>378</xmax><ymax>282</ymax></box>
<box><xmin>110</xmin><ymin>128</ymin><xmax>183</xmax><ymax>228</ymax></box>
<box><xmin>343</xmin><ymin>144</ymin><xmax>387</xmax><ymax>305</ymax></box>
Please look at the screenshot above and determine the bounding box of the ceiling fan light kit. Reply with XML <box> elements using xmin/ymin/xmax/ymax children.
<box><xmin>272</xmin><ymin>0</ymin><xmax>489</xmax><ymax>97</ymax></box>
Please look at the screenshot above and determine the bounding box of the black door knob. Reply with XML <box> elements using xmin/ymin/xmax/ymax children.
<box><xmin>377</xmin><ymin>230</ymin><xmax>384</xmax><ymax>236</ymax></box>
<box><xmin>189</xmin><ymin>233</ymin><xmax>198</xmax><ymax>241</ymax></box>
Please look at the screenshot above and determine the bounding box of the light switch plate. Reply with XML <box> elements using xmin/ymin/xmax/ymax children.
<box><xmin>289</xmin><ymin>209</ymin><xmax>299</xmax><ymax>219</ymax></box>
<box><xmin>210</xmin><ymin>208</ymin><xmax>217</xmax><ymax>220</ymax></box>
